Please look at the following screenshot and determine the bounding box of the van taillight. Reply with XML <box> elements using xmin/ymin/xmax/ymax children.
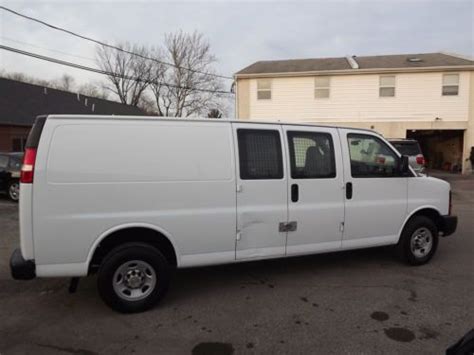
<box><xmin>20</xmin><ymin>148</ymin><xmax>37</xmax><ymax>184</ymax></box>
<box><xmin>416</xmin><ymin>155</ymin><xmax>425</xmax><ymax>165</ymax></box>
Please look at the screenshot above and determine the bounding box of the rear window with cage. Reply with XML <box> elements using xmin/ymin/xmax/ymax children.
<box><xmin>287</xmin><ymin>131</ymin><xmax>336</xmax><ymax>179</ymax></box>
<box><xmin>237</xmin><ymin>129</ymin><xmax>283</xmax><ymax>180</ymax></box>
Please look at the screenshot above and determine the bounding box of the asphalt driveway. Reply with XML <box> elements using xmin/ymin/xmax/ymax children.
<box><xmin>0</xmin><ymin>174</ymin><xmax>472</xmax><ymax>354</ymax></box>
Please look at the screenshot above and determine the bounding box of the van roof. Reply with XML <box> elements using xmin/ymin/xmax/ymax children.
<box><xmin>44</xmin><ymin>114</ymin><xmax>377</xmax><ymax>134</ymax></box>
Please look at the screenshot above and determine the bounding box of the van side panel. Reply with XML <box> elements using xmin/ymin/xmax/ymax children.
<box><xmin>33</xmin><ymin>119</ymin><xmax>236</xmax><ymax>276</ymax></box>
<box><xmin>407</xmin><ymin>176</ymin><xmax>450</xmax><ymax>216</ymax></box>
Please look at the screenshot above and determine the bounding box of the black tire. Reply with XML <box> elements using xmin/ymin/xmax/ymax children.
<box><xmin>397</xmin><ymin>216</ymin><xmax>438</xmax><ymax>266</ymax></box>
<box><xmin>97</xmin><ymin>242</ymin><xmax>171</xmax><ymax>313</ymax></box>
<box><xmin>8</xmin><ymin>180</ymin><xmax>20</xmax><ymax>202</ymax></box>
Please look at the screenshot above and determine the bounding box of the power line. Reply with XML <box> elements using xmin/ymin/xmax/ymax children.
<box><xmin>0</xmin><ymin>44</ymin><xmax>234</xmax><ymax>95</ymax></box>
<box><xmin>0</xmin><ymin>35</ymin><xmax>96</xmax><ymax>63</ymax></box>
<box><xmin>0</xmin><ymin>5</ymin><xmax>234</xmax><ymax>80</ymax></box>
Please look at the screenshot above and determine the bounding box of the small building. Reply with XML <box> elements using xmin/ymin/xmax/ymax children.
<box><xmin>234</xmin><ymin>52</ymin><xmax>474</xmax><ymax>173</ymax></box>
<box><xmin>0</xmin><ymin>77</ymin><xmax>145</xmax><ymax>152</ymax></box>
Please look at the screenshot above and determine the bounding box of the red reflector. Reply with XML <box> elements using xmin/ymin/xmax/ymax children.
<box><xmin>416</xmin><ymin>155</ymin><xmax>425</xmax><ymax>165</ymax></box>
<box><xmin>20</xmin><ymin>148</ymin><xmax>37</xmax><ymax>184</ymax></box>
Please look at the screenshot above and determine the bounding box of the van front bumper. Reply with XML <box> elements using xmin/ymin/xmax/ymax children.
<box><xmin>10</xmin><ymin>248</ymin><xmax>36</xmax><ymax>280</ymax></box>
<box><xmin>440</xmin><ymin>215</ymin><xmax>457</xmax><ymax>237</ymax></box>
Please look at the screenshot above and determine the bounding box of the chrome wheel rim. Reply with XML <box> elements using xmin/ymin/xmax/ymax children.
<box><xmin>9</xmin><ymin>182</ymin><xmax>19</xmax><ymax>201</ymax></box>
<box><xmin>410</xmin><ymin>227</ymin><xmax>433</xmax><ymax>258</ymax></box>
<box><xmin>113</xmin><ymin>260</ymin><xmax>156</xmax><ymax>301</ymax></box>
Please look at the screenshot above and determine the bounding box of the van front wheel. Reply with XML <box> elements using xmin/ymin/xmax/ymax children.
<box><xmin>97</xmin><ymin>243</ymin><xmax>171</xmax><ymax>313</ymax></box>
<box><xmin>397</xmin><ymin>216</ymin><xmax>438</xmax><ymax>266</ymax></box>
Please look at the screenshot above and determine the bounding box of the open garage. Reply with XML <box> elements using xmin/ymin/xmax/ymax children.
<box><xmin>406</xmin><ymin>130</ymin><xmax>465</xmax><ymax>173</ymax></box>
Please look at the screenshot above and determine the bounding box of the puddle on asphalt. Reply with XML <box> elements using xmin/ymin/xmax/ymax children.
<box><xmin>192</xmin><ymin>342</ymin><xmax>234</xmax><ymax>355</ymax></box>
<box><xmin>370</xmin><ymin>311</ymin><xmax>389</xmax><ymax>321</ymax></box>
<box><xmin>383</xmin><ymin>327</ymin><xmax>416</xmax><ymax>342</ymax></box>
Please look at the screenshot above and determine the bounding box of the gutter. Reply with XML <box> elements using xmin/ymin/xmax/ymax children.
<box><xmin>234</xmin><ymin>65</ymin><xmax>474</xmax><ymax>79</ymax></box>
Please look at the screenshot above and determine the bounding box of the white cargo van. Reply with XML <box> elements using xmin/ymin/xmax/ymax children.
<box><xmin>10</xmin><ymin>115</ymin><xmax>457</xmax><ymax>313</ymax></box>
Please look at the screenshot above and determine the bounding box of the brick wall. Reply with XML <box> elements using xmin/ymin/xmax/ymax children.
<box><xmin>0</xmin><ymin>125</ymin><xmax>31</xmax><ymax>152</ymax></box>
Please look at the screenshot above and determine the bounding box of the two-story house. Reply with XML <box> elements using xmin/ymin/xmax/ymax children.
<box><xmin>235</xmin><ymin>53</ymin><xmax>474</xmax><ymax>174</ymax></box>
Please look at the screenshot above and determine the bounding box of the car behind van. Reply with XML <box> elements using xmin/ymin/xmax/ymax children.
<box><xmin>0</xmin><ymin>152</ymin><xmax>22</xmax><ymax>201</ymax></box>
<box><xmin>10</xmin><ymin>115</ymin><xmax>457</xmax><ymax>313</ymax></box>
<box><xmin>389</xmin><ymin>138</ymin><xmax>425</xmax><ymax>173</ymax></box>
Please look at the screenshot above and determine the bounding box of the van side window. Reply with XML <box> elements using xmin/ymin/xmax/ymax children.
<box><xmin>237</xmin><ymin>129</ymin><xmax>283</xmax><ymax>180</ymax></box>
<box><xmin>287</xmin><ymin>131</ymin><xmax>336</xmax><ymax>179</ymax></box>
<box><xmin>347</xmin><ymin>134</ymin><xmax>401</xmax><ymax>178</ymax></box>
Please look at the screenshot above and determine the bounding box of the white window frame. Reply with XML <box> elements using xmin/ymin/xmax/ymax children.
<box><xmin>257</xmin><ymin>79</ymin><xmax>272</xmax><ymax>100</ymax></box>
<box><xmin>379</xmin><ymin>75</ymin><xmax>396</xmax><ymax>97</ymax></box>
<box><xmin>314</xmin><ymin>76</ymin><xmax>331</xmax><ymax>99</ymax></box>
<box><xmin>442</xmin><ymin>73</ymin><xmax>459</xmax><ymax>96</ymax></box>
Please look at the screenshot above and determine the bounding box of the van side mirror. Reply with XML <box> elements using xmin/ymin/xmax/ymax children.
<box><xmin>400</xmin><ymin>155</ymin><xmax>410</xmax><ymax>174</ymax></box>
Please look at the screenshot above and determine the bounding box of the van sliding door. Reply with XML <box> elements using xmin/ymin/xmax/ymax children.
<box><xmin>283</xmin><ymin>125</ymin><xmax>344</xmax><ymax>255</ymax></box>
<box><xmin>232</xmin><ymin>123</ymin><xmax>288</xmax><ymax>260</ymax></box>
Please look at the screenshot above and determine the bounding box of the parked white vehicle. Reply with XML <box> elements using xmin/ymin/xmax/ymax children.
<box><xmin>11</xmin><ymin>115</ymin><xmax>457</xmax><ymax>313</ymax></box>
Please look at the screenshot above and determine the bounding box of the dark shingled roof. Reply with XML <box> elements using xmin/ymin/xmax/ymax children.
<box><xmin>236</xmin><ymin>52</ymin><xmax>474</xmax><ymax>75</ymax></box>
<box><xmin>0</xmin><ymin>77</ymin><xmax>145</xmax><ymax>126</ymax></box>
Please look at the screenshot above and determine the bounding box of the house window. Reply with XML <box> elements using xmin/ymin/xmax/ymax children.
<box><xmin>379</xmin><ymin>76</ymin><xmax>395</xmax><ymax>97</ymax></box>
<box><xmin>442</xmin><ymin>74</ymin><xmax>459</xmax><ymax>96</ymax></box>
<box><xmin>315</xmin><ymin>77</ymin><xmax>330</xmax><ymax>98</ymax></box>
<box><xmin>257</xmin><ymin>79</ymin><xmax>272</xmax><ymax>100</ymax></box>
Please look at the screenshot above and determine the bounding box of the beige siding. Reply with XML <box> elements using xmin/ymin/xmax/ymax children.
<box><xmin>463</xmin><ymin>71</ymin><xmax>474</xmax><ymax>173</ymax></box>
<box><xmin>236</xmin><ymin>79</ymin><xmax>250</xmax><ymax>120</ymax></box>
<box><xmin>244</xmin><ymin>71</ymin><xmax>470</xmax><ymax>122</ymax></box>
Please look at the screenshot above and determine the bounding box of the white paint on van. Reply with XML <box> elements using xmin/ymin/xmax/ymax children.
<box><xmin>17</xmin><ymin>115</ymin><xmax>450</xmax><ymax>277</ymax></box>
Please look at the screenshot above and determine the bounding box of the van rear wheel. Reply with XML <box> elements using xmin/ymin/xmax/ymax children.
<box><xmin>97</xmin><ymin>243</ymin><xmax>171</xmax><ymax>313</ymax></box>
<box><xmin>397</xmin><ymin>216</ymin><xmax>438</xmax><ymax>266</ymax></box>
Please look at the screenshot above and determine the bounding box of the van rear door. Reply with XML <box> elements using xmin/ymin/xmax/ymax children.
<box><xmin>232</xmin><ymin>123</ymin><xmax>288</xmax><ymax>260</ymax></box>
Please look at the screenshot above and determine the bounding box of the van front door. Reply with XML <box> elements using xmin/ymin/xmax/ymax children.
<box><xmin>233</xmin><ymin>123</ymin><xmax>288</xmax><ymax>260</ymax></box>
<box><xmin>339</xmin><ymin>129</ymin><xmax>408</xmax><ymax>248</ymax></box>
<box><xmin>283</xmin><ymin>126</ymin><xmax>345</xmax><ymax>255</ymax></box>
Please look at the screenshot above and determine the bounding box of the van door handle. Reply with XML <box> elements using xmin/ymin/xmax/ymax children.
<box><xmin>291</xmin><ymin>184</ymin><xmax>299</xmax><ymax>202</ymax></box>
<box><xmin>346</xmin><ymin>182</ymin><xmax>353</xmax><ymax>200</ymax></box>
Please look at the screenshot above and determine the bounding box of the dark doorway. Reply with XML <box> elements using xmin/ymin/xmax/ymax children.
<box><xmin>406</xmin><ymin>130</ymin><xmax>464</xmax><ymax>173</ymax></box>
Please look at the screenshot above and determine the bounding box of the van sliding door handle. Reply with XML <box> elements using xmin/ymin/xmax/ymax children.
<box><xmin>291</xmin><ymin>184</ymin><xmax>299</xmax><ymax>202</ymax></box>
<box><xmin>346</xmin><ymin>182</ymin><xmax>353</xmax><ymax>200</ymax></box>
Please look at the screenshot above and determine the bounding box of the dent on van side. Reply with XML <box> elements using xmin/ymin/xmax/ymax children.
<box><xmin>10</xmin><ymin>115</ymin><xmax>458</xmax><ymax>313</ymax></box>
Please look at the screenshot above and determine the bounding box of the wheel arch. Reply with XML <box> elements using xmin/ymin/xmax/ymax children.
<box><xmin>87</xmin><ymin>223</ymin><xmax>180</xmax><ymax>274</ymax></box>
<box><xmin>398</xmin><ymin>206</ymin><xmax>444</xmax><ymax>243</ymax></box>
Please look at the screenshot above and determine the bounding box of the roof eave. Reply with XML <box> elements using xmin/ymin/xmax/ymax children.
<box><xmin>234</xmin><ymin>65</ymin><xmax>474</xmax><ymax>79</ymax></box>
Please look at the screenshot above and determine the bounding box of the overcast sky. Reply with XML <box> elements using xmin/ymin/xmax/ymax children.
<box><xmin>1</xmin><ymin>0</ymin><xmax>473</xmax><ymax>95</ymax></box>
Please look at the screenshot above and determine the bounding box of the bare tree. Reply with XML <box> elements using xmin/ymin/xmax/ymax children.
<box><xmin>150</xmin><ymin>31</ymin><xmax>224</xmax><ymax>117</ymax></box>
<box><xmin>96</xmin><ymin>42</ymin><xmax>152</xmax><ymax>106</ymax></box>
<box><xmin>52</xmin><ymin>74</ymin><xmax>76</xmax><ymax>91</ymax></box>
<box><xmin>77</xmin><ymin>83</ymin><xmax>109</xmax><ymax>100</ymax></box>
<box><xmin>1</xmin><ymin>71</ymin><xmax>50</xmax><ymax>87</ymax></box>
<box><xmin>207</xmin><ymin>108</ymin><xmax>222</xmax><ymax>118</ymax></box>
<box><xmin>137</xmin><ymin>94</ymin><xmax>156</xmax><ymax>115</ymax></box>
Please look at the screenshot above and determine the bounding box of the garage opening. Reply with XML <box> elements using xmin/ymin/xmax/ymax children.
<box><xmin>406</xmin><ymin>130</ymin><xmax>464</xmax><ymax>173</ymax></box>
